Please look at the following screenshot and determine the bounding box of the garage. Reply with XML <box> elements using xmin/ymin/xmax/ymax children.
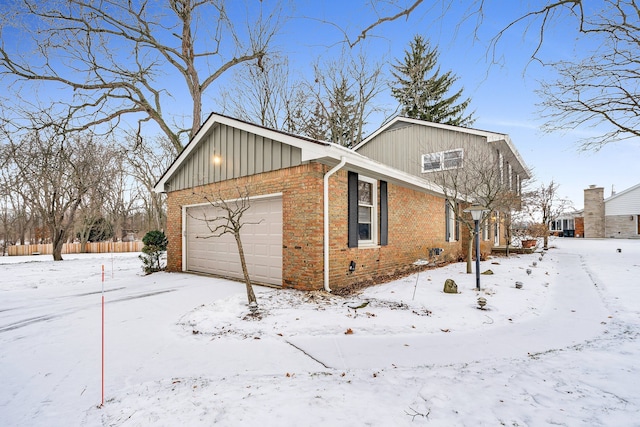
<box><xmin>184</xmin><ymin>195</ymin><xmax>283</xmax><ymax>287</ymax></box>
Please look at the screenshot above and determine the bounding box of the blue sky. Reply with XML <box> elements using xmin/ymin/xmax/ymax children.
<box><xmin>236</xmin><ymin>0</ymin><xmax>638</xmax><ymax>209</ymax></box>
<box><xmin>2</xmin><ymin>1</ymin><xmax>636</xmax><ymax>208</ymax></box>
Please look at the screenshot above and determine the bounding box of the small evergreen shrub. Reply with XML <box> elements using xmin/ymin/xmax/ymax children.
<box><xmin>139</xmin><ymin>230</ymin><xmax>168</xmax><ymax>274</ymax></box>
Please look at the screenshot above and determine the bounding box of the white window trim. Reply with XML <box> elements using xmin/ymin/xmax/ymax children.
<box><xmin>421</xmin><ymin>149</ymin><xmax>464</xmax><ymax>173</ymax></box>
<box><xmin>447</xmin><ymin>201</ymin><xmax>457</xmax><ymax>242</ymax></box>
<box><xmin>494</xmin><ymin>211</ymin><xmax>500</xmax><ymax>246</ymax></box>
<box><xmin>483</xmin><ymin>218</ymin><xmax>490</xmax><ymax>241</ymax></box>
<box><xmin>358</xmin><ymin>175</ymin><xmax>378</xmax><ymax>247</ymax></box>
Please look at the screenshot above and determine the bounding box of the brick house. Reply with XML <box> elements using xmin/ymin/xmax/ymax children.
<box><xmin>154</xmin><ymin>113</ymin><xmax>528</xmax><ymax>291</ymax></box>
<box><xmin>353</xmin><ymin>116</ymin><xmax>531</xmax><ymax>248</ymax></box>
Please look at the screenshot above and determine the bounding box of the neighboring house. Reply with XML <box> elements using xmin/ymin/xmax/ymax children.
<box><xmin>580</xmin><ymin>184</ymin><xmax>640</xmax><ymax>238</ymax></box>
<box><xmin>353</xmin><ymin>116</ymin><xmax>531</xmax><ymax>247</ymax></box>
<box><xmin>550</xmin><ymin>210</ymin><xmax>582</xmax><ymax>237</ymax></box>
<box><xmin>154</xmin><ymin>113</ymin><xmax>529</xmax><ymax>291</ymax></box>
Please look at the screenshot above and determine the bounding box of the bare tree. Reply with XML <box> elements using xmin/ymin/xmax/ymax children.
<box><xmin>219</xmin><ymin>55</ymin><xmax>314</xmax><ymax>134</ymax></box>
<box><xmin>193</xmin><ymin>188</ymin><xmax>260</xmax><ymax>310</ymax></box>
<box><xmin>334</xmin><ymin>2</ymin><xmax>638</xmax><ymax>150</ymax></box>
<box><xmin>429</xmin><ymin>144</ymin><xmax>520</xmax><ymax>273</ymax></box>
<box><xmin>1</xmin><ymin>124</ymin><xmax>115</xmax><ymax>260</ymax></box>
<box><xmin>309</xmin><ymin>49</ymin><xmax>387</xmax><ymax>146</ymax></box>
<box><xmin>126</xmin><ymin>134</ymin><xmax>174</xmax><ymax>234</ymax></box>
<box><xmin>537</xmin><ymin>1</ymin><xmax>640</xmax><ymax>149</ymax></box>
<box><xmin>0</xmin><ymin>153</ymin><xmax>32</xmax><ymax>250</ymax></box>
<box><xmin>0</xmin><ymin>0</ymin><xmax>283</xmax><ymax>151</ymax></box>
<box><xmin>220</xmin><ymin>47</ymin><xmax>386</xmax><ymax>147</ymax></box>
<box><xmin>103</xmin><ymin>149</ymin><xmax>140</xmax><ymax>241</ymax></box>
<box><xmin>74</xmin><ymin>142</ymin><xmax>121</xmax><ymax>251</ymax></box>
<box><xmin>322</xmin><ymin>0</ymin><xmax>426</xmax><ymax>48</ymax></box>
<box><xmin>521</xmin><ymin>180</ymin><xmax>573</xmax><ymax>249</ymax></box>
<box><xmin>457</xmin><ymin>1</ymin><xmax>640</xmax><ymax>151</ymax></box>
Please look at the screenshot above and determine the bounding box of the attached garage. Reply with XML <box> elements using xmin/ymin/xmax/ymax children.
<box><xmin>184</xmin><ymin>195</ymin><xmax>283</xmax><ymax>287</ymax></box>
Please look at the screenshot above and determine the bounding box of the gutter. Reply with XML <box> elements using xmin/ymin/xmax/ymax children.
<box><xmin>323</xmin><ymin>156</ymin><xmax>347</xmax><ymax>292</ymax></box>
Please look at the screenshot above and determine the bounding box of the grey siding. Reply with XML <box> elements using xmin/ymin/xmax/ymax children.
<box><xmin>356</xmin><ymin>124</ymin><xmax>489</xmax><ymax>178</ymax></box>
<box><xmin>166</xmin><ymin>123</ymin><xmax>302</xmax><ymax>191</ymax></box>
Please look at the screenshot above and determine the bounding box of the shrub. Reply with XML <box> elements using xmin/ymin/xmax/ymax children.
<box><xmin>139</xmin><ymin>230</ymin><xmax>168</xmax><ymax>274</ymax></box>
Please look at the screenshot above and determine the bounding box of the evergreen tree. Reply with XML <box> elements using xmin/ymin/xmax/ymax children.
<box><xmin>139</xmin><ymin>230</ymin><xmax>168</xmax><ymax>274</ymax></box>
<box><xmin>327</xmin><ymin>77</ymin><xmax>360</xmax><ymax>147</ymax></box>
<box><xmin>391</xmin><ymin>35</ymin><xmax>474</xmax><ymax>127</ymax></box>
<box><xmin>307</xmin><ymin>77</ymin><xmax>360</xmax><ymax>147</ymax></box>
<box><xmin>302</xmin><ymin>102</ymin><xmax>330</xmax><ymax>142</ymax></box>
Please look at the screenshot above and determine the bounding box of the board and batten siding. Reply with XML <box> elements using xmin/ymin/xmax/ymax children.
<box><xmin>166</xmin><ymin>123</ymin><xmax>302</xmax><ymax>191</ymax></box>
<box><xmin>355</xmin><ymin>124</ymin><xmax>487</xmax><ymax>177</ymax></box>
<box><xmin>605</xmin><ymin>184</ymin><xmax>640</xmax><ymax>216</ymax></box>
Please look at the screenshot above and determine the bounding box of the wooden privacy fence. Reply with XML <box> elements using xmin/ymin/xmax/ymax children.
<box><xmin>7</xmin><ymin>241</ymin><xmax>143</xmax><ymax>256</ymax></box>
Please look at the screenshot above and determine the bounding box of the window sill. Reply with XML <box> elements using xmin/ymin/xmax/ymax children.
<box><xmin>357</xmin><ymin>242</ymin><xmax>381</xmax><ymax>249</ymax></box>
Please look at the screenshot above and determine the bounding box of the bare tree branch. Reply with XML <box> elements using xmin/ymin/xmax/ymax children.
<box><xmin>0</xmin><ymin>0</ymin><xmax>284</xmax><ymax>151</ymax></box>
<box><xmin>347</xmin><ymin>0</ymin><xmax>425</xmax><ymax>47</ymax></box>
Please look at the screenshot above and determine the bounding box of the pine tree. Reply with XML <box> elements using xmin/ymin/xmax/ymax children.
<box><xmin>327</xmin><ymin>77</ymin><xmax>359</xmax><ymax>147</ymax></box>
<box><xmin>302</xmin><ymin>102</ymin><xmax>330</xmax><ymax>142</ymax></box>
<box><xmin>307</xmin><ymin>77</ymin><xmax>360</xmax><ymax>147</ymax></box>
<box><xmin>391</xmin><ymin>35</ymin><xmax>474</xmax><ymax>127</ymax></box>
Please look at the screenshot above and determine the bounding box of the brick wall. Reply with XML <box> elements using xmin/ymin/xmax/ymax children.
<box><xmin>575</xmin><ymin>216</ymin><xmax>584</xmax><ymax>238</ymax></box>
<box><xmin>324</xmin><ymin>170</ymin><xmax>460</xmax><ymax>290</ymax></box>
<box><xmin>165</xmin><ymin>162</ymin><xmax>461</xmax><ymax>291</ymax></box>
<box><xmin>166</xmin><ymin>163</ymin><xmax>326</xmax><ymax>289</ymax></box>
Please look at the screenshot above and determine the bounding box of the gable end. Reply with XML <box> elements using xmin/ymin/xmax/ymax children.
<box><xmin>166</xmin><ymin>123</ymin><xmax>302</xmax><ymax>192</ymax></box>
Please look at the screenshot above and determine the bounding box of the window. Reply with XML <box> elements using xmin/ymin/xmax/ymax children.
<box><xmin>358</xmin><ymin>179</ymin><xmax>374</xmax><ymax>242</ymax></box>
<box><xmin>443</xmin><ymin>150</ymin><xmax>464</xmax><ymax>169</ymax></box>
<box><xmin>348</xmin><ymin>172</ymin><xmax>386</xmax><ymax>248</ymax></box>
<box><xmin>422</xmin><ymin>153</ymin><xmax>441</xmax><ymax>172</ymax></box>
<box><xmin>422</xmin><ymin>149</ymin><xmax>463</xmax><ymax>172</ymax></box>
<box><xmin>445</xmin><ymin>200</ymin><xmax>459</xmax><ymax>242</ymax></box>
<box><xmin>356</xmin><ymin>176</ymin><xmax>377</xmax><ymax>245</ymax></box>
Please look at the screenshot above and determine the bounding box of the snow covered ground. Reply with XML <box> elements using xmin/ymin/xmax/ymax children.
<box><xmin>0</xmin><ymin>238</ymin><xmax>638</xmax><ymax>426</ymax></box>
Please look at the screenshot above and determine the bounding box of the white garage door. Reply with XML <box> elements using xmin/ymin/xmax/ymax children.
<box><xmin>185</xmin><ymin>195</ymin><xmax>283</xmax><ymax>286</ymax></box>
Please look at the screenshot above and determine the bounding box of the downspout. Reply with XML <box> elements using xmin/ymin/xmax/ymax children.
<box><xmin>323</xmin><ymin>156</ymin><xmax>347</xmax><ymax>292</ymax></box>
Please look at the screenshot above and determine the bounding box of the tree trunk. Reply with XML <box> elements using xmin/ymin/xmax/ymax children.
<box><xmin>51</xmin><ymin>228</ymin><xmax>65</xmax><ymax>261</ymax></box>
<box><xmin>466</xmin><ymin>230</ymin><xmax>473</xmax><ymax>274</ymax></box>
<box><xmin>234</xmin><ymin>231</ymin><xmax>257</xmax><ymax>306</ymax></box>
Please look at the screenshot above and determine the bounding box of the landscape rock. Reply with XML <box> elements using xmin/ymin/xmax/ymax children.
<box><xmin>443</xmin><ymin>279</ymin><xmax>458</xmax><ymax>294</ymax></box>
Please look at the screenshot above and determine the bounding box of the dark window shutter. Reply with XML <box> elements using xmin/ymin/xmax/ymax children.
<box><xmin>348</xmin><ymin>171</ymin><xmax>359</xmax><ymax>248</ymax></box>
<box><xmin>380</xmin><ymin>181</ymin><xmax>388</xmax><ymax>246</ymax></box>
<box><xmin>445</xmin><ymin>201</ymin><xmax>450</xmax><ymax>242</ymax></box>
<box><xmin>454</xmin><ymin>202</ymin><xmax>460</xmax><ymax>241</ymax></box>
